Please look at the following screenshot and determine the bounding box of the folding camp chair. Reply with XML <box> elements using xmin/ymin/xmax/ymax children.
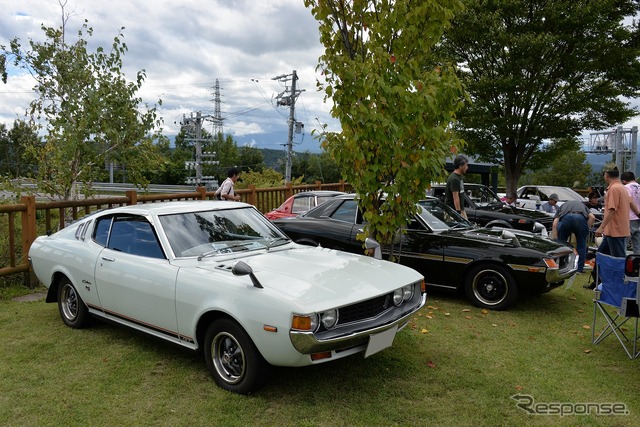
<box><xmin>591</xmin><ymin>253</ymin><xmax>640</xmax><ymax>359</ymax></box>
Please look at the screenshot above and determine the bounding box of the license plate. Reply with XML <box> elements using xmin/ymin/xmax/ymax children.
<box><xmin>364</xmin><ymin>326</ymin><xmax>397</xmax><ymax>358</ymax></box>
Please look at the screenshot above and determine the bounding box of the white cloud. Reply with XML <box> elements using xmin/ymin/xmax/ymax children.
<box><xmin>0</xmin><ymin>0</ymin><xmax>336</xmax><ymax>152</ymax></box>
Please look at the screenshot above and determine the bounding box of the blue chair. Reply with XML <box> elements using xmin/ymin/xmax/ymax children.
<box><xmin>592</xmin><ymin>253</ymin><xmax>639</xmax><ymax>359</ymax></box>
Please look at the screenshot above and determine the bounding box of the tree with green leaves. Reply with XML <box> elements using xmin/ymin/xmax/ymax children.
<box><xmin>290</xmin><ymin>150</ymin><xmax>343</xmax><ymax>184</ymax></box>
<box><xmin>305</xmin><ymin>0</ymin><xmax>466</xmax><ymax>247</ymax></box>
<box><xmin>439</xmin><ymin>0</ymin><xmax>640</xmax><ymax>193</ymax></box>
<box><xmin>0</xmin><ymin>120</ymin><xmax>40</xmax><ymax>178</ymax></box>
<box><xmin>236</xmin><ymin>168</ymin><xmax>303</xmax><ymax>190</ymax></box>
<box><xmin>238</xmin><ymin>145</ymin><xmax>265</xmax><ymax>173</ymax></box>
<box><xmin>1</xmin><ymin>18</ymin><xmax>163</xmax><ymax>200</ymax></box>
<box><xmin>211</xmin><ymin>132</ymin><xmax>240</xmax><ymax>181</ymax></box>
<box><xmin>0</xmin><ymin>55</ymin><xmax>6</xmax><ymax>84</ymax></box>
<box><xmin>138</xmin><ymin>135</ymin><xmax>188</xmax><ymax>185</ymax></box>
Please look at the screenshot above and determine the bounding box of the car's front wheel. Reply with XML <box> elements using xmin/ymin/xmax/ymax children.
<box><xmin>464</xmin><ymin>264</ymin><xmax>518</xmax><ymax>310</ymax></box>
<box><xmin>204</xmin><ymin>318</ymin><xmax>269</xmax><ymax>394</ymax></box>
<box><xmin>57</xmin><ymin>277</ymin><xmax>90</xmax><ymax>328</ymax></box>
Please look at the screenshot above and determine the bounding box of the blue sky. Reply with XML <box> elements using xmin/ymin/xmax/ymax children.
<box><xmin>0</xmin><ymin>0</ymin><xmax>338</xmax><ymax>153</ymax></box>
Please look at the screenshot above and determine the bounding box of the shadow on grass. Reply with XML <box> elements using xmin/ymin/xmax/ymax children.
<box><xmin>423</xmin><ymin>285</ymin><xmax>572</xmax><ymax>315</ymax></box>
<box><xmin>59</xmin><ymin>307</ymin><xmax>431</xmax><ymax>398</ymax></box>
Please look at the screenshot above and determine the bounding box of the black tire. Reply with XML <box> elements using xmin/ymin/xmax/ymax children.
<box><xmin>204</xmin><ymin>318</ymin><xmax>269</xmax><ymax>394</ymax></box>
<box><xmin>464</xmin><ymin>264</ymin><xmax>518</xmax><ymax>310</ymax></box>
<box><xmin>57</xmin><ymin>277</ymin><xmax>90</xmax><ymax>328</ymax></box>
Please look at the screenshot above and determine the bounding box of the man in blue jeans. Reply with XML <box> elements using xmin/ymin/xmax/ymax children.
<box><xmin>587</xmin><ymin>168</ymin><xmax>640</xmax><ymax>289</ymax></box>
<box><xmin>552</xmin><ymin>200</ymin><xmax>596</xmax><ymax>273</ymax></box>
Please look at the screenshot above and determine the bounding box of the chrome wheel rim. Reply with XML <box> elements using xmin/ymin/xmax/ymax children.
<box><xmin>60</xmin><ymin>283</ymin><xmax>78</xmax><ymax>321</ymax></box>
<box><xmin>212</xmin><ymin>332</ymin><xmax>245</xmax><ymax>384</ymax></box>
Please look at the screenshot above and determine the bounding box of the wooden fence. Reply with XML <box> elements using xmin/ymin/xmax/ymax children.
<box><xmin>0</xmin><ymin>181</ymin><xmax>351</xmax><ymax>284</ymax></box>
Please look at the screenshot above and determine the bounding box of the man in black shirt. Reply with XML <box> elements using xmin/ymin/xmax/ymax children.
<box><xmin>445</xmin><ymin>155</ymin><xmax>469</xmax><ymax>219</ymax></box>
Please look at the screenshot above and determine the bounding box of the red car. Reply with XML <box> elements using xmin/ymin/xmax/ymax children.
<box><xmin>265</xmin><ymin>190</ymin><xmax>345</xmax><ymax>220</ymax></box>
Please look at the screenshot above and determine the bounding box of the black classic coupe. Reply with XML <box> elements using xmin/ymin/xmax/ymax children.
<box><xmin>273</xmin><ymin>194</ymin><xmax>578</xmax><ymax>310</ymax></box>
<box><xmin>428</xmin><ymin>183</ymin><xmax>553</xmax><ymax>234</ymax></box>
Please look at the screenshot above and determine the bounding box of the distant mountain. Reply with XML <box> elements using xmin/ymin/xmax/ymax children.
<box><xmin>260</xmin><ymin>148</ymin><xmax>288</xmax><ymax>170</ymax></box>
<box><xmin>233</xmin><ymin>131</ymin><xmax>322</xmax><ymax>154</ymax></box>
<box><xmin>585</xmin><ymin>152</ymin><xmax>640</xmax><ymax>173</ymax></box>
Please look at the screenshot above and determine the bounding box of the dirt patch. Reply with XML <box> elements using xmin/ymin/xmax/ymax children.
<box><xmin>12</xmin><ymin>292</ymin><xmax>47</xmax><ymax>302</ymax></box>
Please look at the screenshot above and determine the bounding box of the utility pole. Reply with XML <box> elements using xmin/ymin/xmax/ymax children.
<box><xmin>273</xmin><ymin>70</ymin><xmax>305</xmax><ymax>183</ymax></box>
<box><xmin>182</xmin><ymin>111</ymin><xmax>219</xmax><ymax>188</ymax></box>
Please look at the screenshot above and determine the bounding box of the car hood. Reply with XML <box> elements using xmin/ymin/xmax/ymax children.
<box><xmin>476</xmin><ymin>203</ymin><xmax>551</xmax><ymax>220</ymax></box>
<box><xmin>452</xmin><ymin>227</ymin><xmax>572</xmax><ymax>254</ymax></box>
<box><xmin>196</xmin><ymin>246</ymin><xmax>423</xmax><ymax>310</ymax></box>
<box><xmin>505</xmin><ymin>206</ymin><xmax>553</xmax><ymax>220</ymax></box>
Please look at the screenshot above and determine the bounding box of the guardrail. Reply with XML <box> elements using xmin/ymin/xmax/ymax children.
<box><xmin>0</xmin><ymin>181</ymin><xmax>351</xmax><ymax>285</ymax></box>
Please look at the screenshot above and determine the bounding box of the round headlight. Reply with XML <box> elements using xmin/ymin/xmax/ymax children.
<box><xmin>393</xmin><ymin>288</ymin><xmax>404</xmax><ymax>306</ymax></box>
<box><xmin>320</xmin><ymin>309</ymin><xmax>338</xmax><ymax>329</ymax></box>
<box><xmin>403</xmin><ymin>284</ymin><xmax>414</xmax><ymax>302</ymax></box>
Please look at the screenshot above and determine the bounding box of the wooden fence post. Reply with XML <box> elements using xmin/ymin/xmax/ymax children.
<box><xmin>197</xmin><ymin>187</ymin><xmax>207</xmax><ymax>200</ymax></box>
<box><xmin>20</xmin><ymin>195</ymin><xmax>38</xmax><ymax>288</ymax></box>
<box><xmin>126</xmin><ymin>190</ymin><xmax>138</xmax><ymax>205</ymax></box>
<box><xmin>247</xmin><ymin>185</ymin><xmax>257</xmax><ymax>207</ymax></box>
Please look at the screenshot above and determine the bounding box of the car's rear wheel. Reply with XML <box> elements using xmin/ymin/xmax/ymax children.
<box><xmin>204</xmin><ymin>318</ymin><xmax>269</xmax><ymax>394</ymax></box>
<box><xmin>464</xmin><ymin>264</ymin><xmax>518</xmax><ymax>310</ymax></box>
<box><xmin>57</xmin><ymin>277</ymin><xmax>90</xmax><ymax>328</ymax></box>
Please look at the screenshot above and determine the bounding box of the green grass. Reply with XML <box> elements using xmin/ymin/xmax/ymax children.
<box><xmin>1</xmin><ymin>274</ymin><xmax>639</xmax><ymax>427</ymax></box>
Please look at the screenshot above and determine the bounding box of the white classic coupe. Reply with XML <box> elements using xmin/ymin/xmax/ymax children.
<box><xmin>28</xmin><ymin>201</ymin><xmax>426</xmax><ymax>394</ymax></box>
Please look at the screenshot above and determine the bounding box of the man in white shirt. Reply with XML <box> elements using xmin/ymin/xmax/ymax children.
<box><xmin>621</xmin><ymin>171</ymin><xmax>640</xmax><ymax>254</ymax></box>
<box><xmin>216</xmin><ymin>167</ymin><xmax>242</xmax><ymax>201</ymax></box>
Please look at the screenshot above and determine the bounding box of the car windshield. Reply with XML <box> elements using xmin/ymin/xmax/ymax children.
<box><xmin>465</xmin><ymin>186</ymin><xmax>502</xmax><ymax>207</ymax></box>
<box><xmin>542</xmin><ymin>187</ymin><xmax>584</xmax><ymax>201</ymax></box>
<box><xmin>416</xmin><ymin>199</ymin><xmax>474</xmax><ymax>231</ymax></box>
<box><xmin>159</xmin><ymin>207</ymin><xmax>289</xmax><ymax>258</ymax></box>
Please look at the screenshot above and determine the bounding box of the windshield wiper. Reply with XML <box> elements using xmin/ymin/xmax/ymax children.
<box><xmin>267</xmin><ymin>237</ymin><xmax>290</xmax><ymax>250</ymax></box>
<box><xmin>197</xmin><ymin>249</ymin><xmax>218</xmax><ymax>261</ymax></box>
<box><xmin>197</xmin><ymin>242</ymin><xmax>253</xmax><ymax>261</ymax></box>
<box><xmin>450</xmin><ymin>222</ymin><xmax>471</xmax><ymax>230</ymax></box>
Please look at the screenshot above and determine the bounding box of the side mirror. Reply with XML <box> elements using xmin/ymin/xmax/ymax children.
<box><xmin>500</xmin><ymin>230</ymin><xmax>521</xmax><ymax>247</ymax></box>
<box><xmin>232</xmin><ymin>260</ymin><xmax>264</xmax><ymax>288</ymax></box>
<box><xmin>364</xmin><ymin>237</ymin><xmax>382</xmax><ymax>260</ymax></box>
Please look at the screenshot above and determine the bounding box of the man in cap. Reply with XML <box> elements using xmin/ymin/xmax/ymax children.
<box><xmin>541</xmin><ymin>193</ymin><xmax>559</xmax><ymax>214</ymax></box>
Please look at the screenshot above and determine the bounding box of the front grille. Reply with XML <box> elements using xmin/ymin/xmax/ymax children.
<box><xmin>337</xmin><ymin>293</ymin><xmax>392</xmax><ymax>325</ymax></box>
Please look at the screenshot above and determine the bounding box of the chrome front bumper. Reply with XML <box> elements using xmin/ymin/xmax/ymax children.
<box><xmin>289</xmin><ymin>294</ymin><xmax>426</xmax><ymax>354</ymax></box>
<box><xmin>545</xmin><ymin>250</ymin><xmax>578</xmax><ymax>283</ymax></box>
